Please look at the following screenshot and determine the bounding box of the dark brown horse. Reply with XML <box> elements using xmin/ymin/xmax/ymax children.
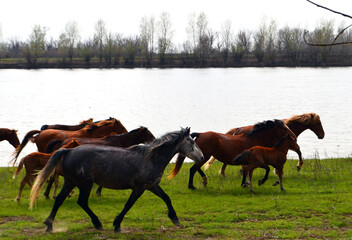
<box><xmin>45</xmin><ymin>126</ymin><xmax>155</xmax><ymax>153</ymax></box>
<box><xmin>30</xmin><ymin>128</ymin><xmax>203</xmax><ymax>233</ymax></box>
<box><xmin>11</xmin><ymin>118</ymin><xmax>128</xmax><ymax>166</ymax></box>
<box><xmin>43</xmin><ymin>126</ymin><xmax>156</xmax><ymax>198</ymax></box>
<box><xmin>169</xmin><ymin>120</ymin><xmax>300</xmax><ymax>189</ymax></box>
<box><xmin>13</xmin><ymin>140</ymin><xmax>80</xmax><ymax>202</ymax></box>
<box><xmin>233</xmin><ymin>134</ymin><xmax>300</xmax><ymax>193</ymax></box>
<box><xmin>205</xmin><ymin>113</ymin><xmax>325</xmax><ymax>175</ymax></box>
<box><xmin>0</xmin><ymin>128</ymin><xmax>20</xmax><ymax>149</ymax></box>
<box><xmin>40</xmin><ymin>118</ymin><xmax>94</xmax><ymax>131</ymax></box>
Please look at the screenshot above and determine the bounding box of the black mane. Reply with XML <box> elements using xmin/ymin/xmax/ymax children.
<box><xmin>246</xmin><ymin>119</ymin><xmax>284</xmax><ymax>136</ymax></box>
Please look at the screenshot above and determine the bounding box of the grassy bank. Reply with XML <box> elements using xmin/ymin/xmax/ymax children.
<box><xmin>1</xmin><ymin>158</ymin><xmax>352</xmax><ymax>239</ymax></box>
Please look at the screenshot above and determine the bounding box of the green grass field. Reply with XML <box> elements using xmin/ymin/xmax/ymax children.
<box><xmin>1</xmin><ymin>158</ymin><xmax>352</xmax><ymax>239</ymax></box>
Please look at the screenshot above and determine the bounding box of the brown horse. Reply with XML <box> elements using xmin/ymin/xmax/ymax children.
<box><xmin>232</xmin><ymin>134</ymin><xmax>300</xmax><ymax>193</ymax></box>
<box><xmin>169</xmin><ymin>120</ymin><xmax>300</xmax><ymax>189</ymax></box>
<box><xmin>40</xmin><ymin>118</ymin><xmax>94</xmax><ymax>131</ymax></box>
<box><xmin>43</xmin><ymin>126</ymin><xmax>156</xmax><ymax>198</ymax></box>
<box><xmin>45</xmin><ymin>126</ymin><xmax>155</xmax><ymax>153</ymax></box>
<box><xmin>205</xmin><ymin>113</ymin><xmax>325</xmax><ymax>175</ymax></box>
<box><xmin>0</xmin><ymin>128</ymin><xmax>20</xmax><ymax>149</ymax></box>
<box><xmin>12</xmin><ymin>140</ymin><xmax>80</xmax><ymax>202</ymax></box>
<box><xmin>11</xmin><ymin>118</ymin><xmax>128</xmax><ymax>166</ymax></box>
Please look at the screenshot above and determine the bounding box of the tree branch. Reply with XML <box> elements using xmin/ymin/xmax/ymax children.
<box><xmin>306</xmin><ymin>0</ymin><xmax>352</xmax><ymax>20</ymax></box>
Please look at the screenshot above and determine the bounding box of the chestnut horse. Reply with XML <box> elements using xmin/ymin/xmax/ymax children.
<box><xmin>169</xmin><ymin>120</ymin><xmax>300</xmax><ymax>189</ymax></box>
<box><xmin>11</xmin><ymin>118</ymin><xmax>128</xmax><ymax>166</ymax></box>
<box><xmin>12</xmin><ymin>140</ymin><xmax>80</xmax><ymax>202</ymax></box>
<box><xmin>45</xmin><ymin>126</ymin><xmax>155</xmax><ymax>153</ymax></box>
<box><xmin>43</xmin><ymin>126</ymin><xmax>156</xmax><ymax>198</ymax></box>
<box><xmin>40</xmin><ymin>118</ymin><xmax>94</xmax><ymax>131</ymax></box>
<box><xmin>0</xmin><ymin>128</ymin><xmax>20</xmax><ymax>149</ymax></box>
<box><xmin>205</xmin><ymin>113</ymin><xmax>325</xmax><ymax>175</ymax></box>
<box><xmin>232</xmin><ymin>134</ymin><xmax>300</xmax><ymax>193</ymax></box>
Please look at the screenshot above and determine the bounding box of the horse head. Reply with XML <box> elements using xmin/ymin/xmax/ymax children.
<box><xmin>9</xmin><ymin>130</ymin><xmax>20</xmax><ymax>148</ymax></box>
<box><xmin>178</xmin><ymin>127</ymin><xmax>204</xmax><ymax>164</ymax></box>
<box><xmin>112</xmin><ymin>119</ymin><xmax>128</xmax><ymax>134</ymax></box>
<box><xmin>307</xmin><ymin>114</ymin><xmax>325</xmax><ymax>139</ymax></box>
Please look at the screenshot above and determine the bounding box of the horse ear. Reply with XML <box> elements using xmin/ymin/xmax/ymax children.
<box><xmin>185</xmin><ymin>127</ymin><xmax>190</xmax><ymax>135</ymax></box>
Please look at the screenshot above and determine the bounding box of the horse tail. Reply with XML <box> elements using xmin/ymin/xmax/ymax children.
<box><xmin>190</xmin><ymin>132</ymin><xmax>199</xmax><ymax>139</ymax></box>
<box><xmin>40</xmin><ymin>125</ymin><xmax>48</xmax><ymax>130</ymax></box>
<box><xmin>203</xmin><ymin>156</ymin><xmax>216</xmax><ymax>171</ymax></box>
<box><xmin>11</xmin><ymin>130</ymin><xmax>41</xmax><ymax>166</ymax></box>
<box><xmin>30</xmin><ymin>148</ymin><xmax>71</xmax><ymax>210</ymax></box>
<box><xmin>232</xmin><ymin>150</ymin><xmax>250</xmax><ymax>165</ymax></box>
<box><xmin>12</xmin><ymin>156</ymin><xmax>25</xmax><ymax>179</ymax></box>
<box><xmin>45</xmin><ymin>139</ymin><xmax>63</xmax><ymax>153</ymax></box>
<box><xmin>168</xmin><ymin>154</ymin><xmax>186</xmax><ymax>180</ymax></box>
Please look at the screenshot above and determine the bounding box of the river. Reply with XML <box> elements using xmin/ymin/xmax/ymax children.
<box><xmin>0</xmin><ymin>67</ymin><xmax>351</xmax><ymax>166</ymax></box>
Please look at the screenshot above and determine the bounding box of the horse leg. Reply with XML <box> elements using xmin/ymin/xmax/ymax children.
<box><xmin>16</xmin><ymin>174</ymin><xmax>31</xmax><ymax>202</ymax></box>
<box><xmin>96</xmin><ymin>186</ymin><xmax>103</xmax><ymax>196</ymax></box>
<box><xmin>113</xmin><ymin>187</ymin><xmax>145</xmax><ymax>232</ymax></box>
<box><xmin>189</xmin><ymin>164</ymin><xmax>200</xmax><ymax>189</ymax></box>
<box><xmin>43</xmin><ymin>175</ymin><xmax>54</xmax><ymax>199</ymax></box>
<box><xmin>44</xmin><ymin>180</ymin><xmax>75</xmax><ymax>232</ymax></box>
<box><xmin>248</xmin><ymin>168</ymin><xmax>255</xmax><ymax>193</ymax></box>
<box><xmin>197</xmin><ymin>168</ymin><xmax>208</xmax><ymax>187</ymax></box>
<box><xmin>273</xmin><ymin>167</ymin><xmax>285</xmax><ymax>191</ymax></box>
<box><xmin>76</xmin><ymin>183</ymin><xmax>103</xmax><ymax>230</ymax></box>
<box><xmin>220</xmin><ymin>164</ymin><xmax>227</xmax><ymax>177</ymax></box>
<box><xmin>53</xmin><ymin>174</ymin><xmax>59</xmax><ymax>199</ymax></box>
<box><xmin>241</xmin><ymin>166</ymin><xmax>248</xmax><ymax>187</ymax></box>
<box><xmin>258</xmin><ymin>166</ymin><xmax>270</xmax><ymax>186</ymax></box>
<box><xmin>149</xmin><ymin>184</ymin><xmax>181</xmax><ymax>227</ymax></box>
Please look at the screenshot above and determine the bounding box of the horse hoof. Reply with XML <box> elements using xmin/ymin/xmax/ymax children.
<box><xmin>188</xmin><ymin>186</ymin><xmax>197</xmax><ymax>190</ymax></box>
<box><xmin>297</xmin><ymin>166</ymin><xmax>301</xmax><ymax>172</ymax></box>
<box><xmin>114</xmin><ymin>227</ymin><xmax>122</xmax><ymax>233</ymax></box>
<box><xmin>95</xmin><ymin>225</ymin><xmax>104</xmax><ymax>231</ymax></box>
<box><xmin>172</xmin><ymin>219</ymin><xmax>181</xmax><ymax>227</ymax></box>
<box><xmin>273</xmin><ymin>181</ymin><xmax>279</xmax><ymax>186</ymax></box>
<box><xmin>43</xmin><ymin>220</ymin><xmax>53</xmax><ymax>233</ymax></box>
<box><xmin>241</xmin><ymin>183</ymin><xmax>248</xmax><ymax>188</ymax></box>
<box><xmin>202</xmin><ymin>177</ymin><xmax>208</xmax><ymax>187</ymax></box>
<box><xmin>258</xmin><ymin>180</ymin><xmax>264</xmax><ymax>186</ymax></box>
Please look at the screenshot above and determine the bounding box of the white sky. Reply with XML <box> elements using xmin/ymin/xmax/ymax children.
<box><xmin>1</xmin><ymin>0</ymin><xmax>352</xmax><ymax>45</ymax></box>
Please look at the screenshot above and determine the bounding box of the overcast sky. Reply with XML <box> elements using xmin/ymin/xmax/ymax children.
<box><xmin>1</xmin><ymin>0</ymin><xmax>351</xmax><ymax>45</ymax></box>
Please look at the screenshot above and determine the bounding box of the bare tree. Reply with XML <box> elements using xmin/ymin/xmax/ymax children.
<box><xmin>232</xmin><ymin>30</ymin><xmax>251</xmax><ymax>62</ymax></box>
<box><xmin>58</xmin><ymin>21</ymin><xmax>80</xmax><ymax>64</ymax></box>
<box><xmin>94</xmin><ymin>19</ymin><xmax>107</xmax><ymax>62</ymax></box>
<box><xmin>78</xmin><ymin>38</ymin><xmax>94</xmax><ymax>65</ymax></box>
<box><xmin>157</xmin><ymin>12</ymin><xmax>173</xmax><ymax>64</ymax></box>
<box><xmin>219</xmin><ymin>20</ymin><xmax>233</xmax><ymax>63</ymax></box>
<box><xmin>140</xmin><ymin>15</ymin><xmax>156</xmax><ymax>65</ymax></box>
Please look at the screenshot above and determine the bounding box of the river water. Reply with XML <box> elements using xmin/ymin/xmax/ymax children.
<box><xmin>0</xmin><ymin>67</ymin><xmax>351</xmax><ymax>166</ymax></box>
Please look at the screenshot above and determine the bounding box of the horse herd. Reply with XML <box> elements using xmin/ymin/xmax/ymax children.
<box><xmin>0</xmin><ymin>113</ymin><xmax>325</xmax><ymax>233</ymax></box>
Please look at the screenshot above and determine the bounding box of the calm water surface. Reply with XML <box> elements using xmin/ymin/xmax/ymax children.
<box><xmin>0</xmin><ymin>68</ymin><xmax>351</xmax><ymax>166</ymax></box>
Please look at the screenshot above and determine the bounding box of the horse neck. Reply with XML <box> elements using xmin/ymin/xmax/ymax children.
<box><xmin>274</xmin><ymin>139</ymin><xmax>291</xmax><ymax>155</ymax></box>
<box><xmin>148</xmin><ymin>145</ymin><xmax>179</xmax><ymax>173</ymax></box>
<box><xmin>85</xmin><ymin>124</ymin><xmax>113</xmax><ymax>137</ymax></box>
<box><xmin>0</xmin><ymin>129</ymin><xmax>18</xmax><ymax>147</ymax></box>
<box><xmin>286</xmin><ymin>121</ymin><xmax>308</xmax><ymax>137</ymax></box>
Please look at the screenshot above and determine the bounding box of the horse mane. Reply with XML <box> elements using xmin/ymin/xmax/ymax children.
<box><xmin>84</xmin><ymin>119</ymin><xmax>114</xmax><ymax>132</ymax></box>
<box><xmin>80</xmin><ymin>118</ymin><xmax>93</xmax><ymax>124</ymax></box>
<box><xmin>144</xmin><ymin>128</ymin><xmax>189</xmax><ymax>162</ymax></box>
<box><xmin>246</xmin><ymin>119</ymin><xmax>284</xmax><ymax>136</ymax></box>
<box><xmin>273</xmin><ymin>134</ymin><xmax>289</xmax><ymax>148</ymax></box>
<box><xmin>283</xmin><ymin>113</ymin><xmax>320</xmax><ymax>126</ymax></box>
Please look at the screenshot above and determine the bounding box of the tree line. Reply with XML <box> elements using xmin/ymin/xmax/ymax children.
<box><xmin>1</xmin><ymin>12</ymin><xmax>352</xmax><ymax>68</ymax></box>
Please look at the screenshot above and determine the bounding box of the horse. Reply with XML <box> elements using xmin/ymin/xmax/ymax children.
<box><xmin>232</xmin><ymin>134</ymin><xmax>300</xmax><ymax>193</ymax></box>
<box><xmin>30</xmin><ymin>127</ymin><xmax>204</xmax><ymax>233</ymax></box>
<box><xmin>45</xmin><ymin>126</ymin><xmax>155</xmax><ymax>153</ymax></box>
<box><xmin>169</xmin><ymin>120</ymin><xmax>300</xmax><ymax>189</ymax></box>
<box><xmin>12</xmin><ymin>140</ymin><xmax>80</xmax><ymax>202</ymax></box>
<box><xmin>40</xmin><ymin>118</ymin><xmax>94</xmax><ymax>131</ymax></box>
<box><xmin>205</xmin><ymin>113</ymin><xmax>325</xmax><ymax>175</ymax></box>
<box><xmin>0</xmin><ymin>128</ymin><xmax>20</xmax><ymax>149</ymax></box>
<box><xmin>43</xmin><ymin>126</ymin><xmax>156</xmax><ymax>198</ymax></box>
<box><xmin>11</xmin><ymin>118</ymin><xmax>128</xmax><ymax>166</ymax></box>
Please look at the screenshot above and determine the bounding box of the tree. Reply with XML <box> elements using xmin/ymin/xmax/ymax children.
<box><xmin>232</xmin><ymin>30</ymin><xmax>251</xmax><ymax>62</ymax></box>
<box><xmin>22</xmin><ymin>25</ymin><xmax>47</xmax><ymax>65</ymax></box>
<box><xmin>58</xmin><ymin>21</ymin><xmax>80</xmax><ymax>64</ymax></box>
<box><xmin>78</xmin><ymin>38</ymin><xmax>94</xmax><ymax>65</ymax></box>
<box><xmin>219</xmin><ymin>20</ymin><xmax>233</xmax><ymax>63</ymax></box>
<box><xmin>140</xmin><ymin>15</ymin><xmax>156</xmax><ymax>65</ymax></box>
<box><xmin>94</xmin><ymin>19</ymin><xmax>107</xmax><ymax>62</ymax></box>
<box><xmin>157</xmin><ymin>12</ymin><xmax>173</xmax><ymax>64</ymax></box>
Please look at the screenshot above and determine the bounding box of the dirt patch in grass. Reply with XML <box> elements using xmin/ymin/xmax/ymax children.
<box><xmin>0</xmin><ymin>216</ymin><xmax>34</xmax><ymax>225</ymax></box>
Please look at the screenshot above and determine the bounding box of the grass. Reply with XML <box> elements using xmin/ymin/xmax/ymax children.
<box><xmin>1</xmin><ymin>158</ymin><xmax>352</xmax><ymax>239</ymax></box>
